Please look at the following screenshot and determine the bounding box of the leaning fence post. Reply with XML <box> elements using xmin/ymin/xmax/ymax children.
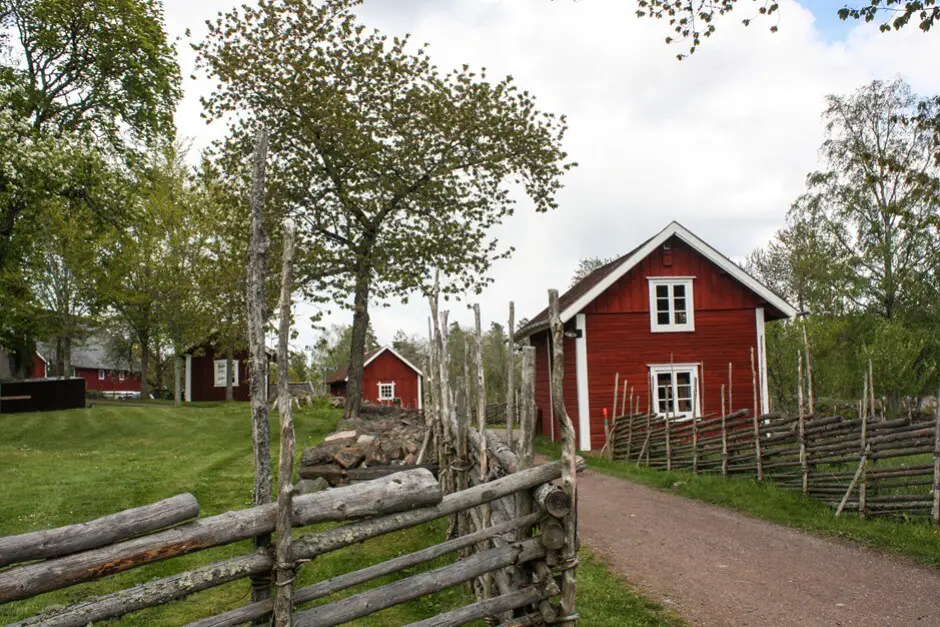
<box><xmin>797</xmin><ymin>353</ymin><xmax>808</xmax><ymax>494</ymax></box>
<box><xmin>750</xmin><ymin>347</ymin><xmax>763</xmax><ymax>481</ymax></box>
<box><xmin>625</xmin><ymin>403</ymin><xmax>635</xmax><ymax>462</ymax></box>
<box><xmin>664</xmin><ymin>404</ymin><xmax>672</xmax><ymax>472</ymax></box>
<box><xmin>548</xmin><ymin>289</ymin><xmax>578</xmax><ymax>626</ymax></box>
<box><xmin>859</xmin><ymin>392</ymin><xmax>869</xmax><ymax>519</ymax></box>
<box><xmin>273</xmin><ymin>223</ymin><xmax>297</xmax><ymax>627</ymax></box>
<box><xmin>247</xmin><ymin>128</ymin><xmax>273</xmax><ymax>611</ymax></box>
<box><xmin>507</xmin><ymin>301</ymin><xmax>516</xmax><ymax>452</ymax></box>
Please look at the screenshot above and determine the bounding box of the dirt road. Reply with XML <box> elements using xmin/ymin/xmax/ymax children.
<box><xmin>577</xmin><ymin>469</ymin><xmax>940</xmax><ymax>626</ymax></box>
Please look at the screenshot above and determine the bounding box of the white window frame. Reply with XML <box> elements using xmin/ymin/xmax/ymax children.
<box><xmin>214</xmin><ymin>359</ymin><xmax>239</xmax><ymax>387</ymax></box>
<box><xmin>377</xmin><ymin>382</ymin><xmax>396</xmax><ymax>401</ymax></box>
<box><xmin>649</xmin><ymin>363</ymin><xmax>700</xmax><ymax>421</ymax></box>
<box><xmin>648</xmin><ymin>277</ymin><xmax>695</xmax><ymax>333</ymax></box>
<box><xmin>118</xmin><ymin>371</ymin><xmax>126</xmax><ymax>382</ymax></box>
<box><xmin>98</xmin><ymin>369</ymin><xmax>105</xmax><ymax>380</ymax></box>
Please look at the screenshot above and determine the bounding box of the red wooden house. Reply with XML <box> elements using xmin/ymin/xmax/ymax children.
<box><xmin>515</xmin><ymin>221</ymin><xmax>797</xmax><ymax>452</ymax></box>
<box><xmin>184</xmin><ymin>343</ymin><xmax>274</xmax><ymax>402</ymax></box>
<box><xmin>34</xmin><ymin>336</ymin><xmax>142</xmax><ymax>398</ymax></box>
<box><xmin>327</xmin><ymin>346</ymin><xmax>424</xmax><ymax>410</ymax></box>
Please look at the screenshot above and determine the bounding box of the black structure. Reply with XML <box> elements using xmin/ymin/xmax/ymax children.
<box><xmin>0</xmin><ymin>378</ymin><xmax>85</xmax><ymax>414</ymax></box>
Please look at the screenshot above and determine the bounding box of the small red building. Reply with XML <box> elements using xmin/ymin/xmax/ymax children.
<box><xmin>34</xmin><ymin>337</ymin><xmax>142</xmax><ymax>398</ymax></box>
<box><xmin>184</xmin><ymin>344</ymin><xmax>273</xmax><ymax>403</ymax></box>
<box><xmin>327</xmin><ymin>346</ymin><xmax>424</xmax><ymax>410</ymax></box>
<box><xmin>516</xmin><ymin>221</ymin><xmax>797</xmax><ymax>452</ymax></box>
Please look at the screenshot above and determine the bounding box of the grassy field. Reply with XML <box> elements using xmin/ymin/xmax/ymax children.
<box><xmin>537</xmin><ymin>438</ymin><xmax>940</xmax><ymax>568</ymax></box>
<box><xmin>1</xmin><ymin>402</ymin><xmax>683</xmax><ymax>626</ymax></box>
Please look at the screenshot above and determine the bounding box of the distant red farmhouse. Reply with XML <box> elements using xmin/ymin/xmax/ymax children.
<box><xmin>327</xmin><ymin>346</ymin><xmax>424</xmax><ymax>410</ymax></box>
<box><xmin>515</xmin><ymin>221</ymin><xmax>797</xmax><ymax>452</ymax></box>
<box><xmin>34</xmin><ymin>336</ymin><xmax>142</xmax><ymax>398</ymax></box>
<box><xmin>184</xmin><ymin>343</ymin><xmax>274</xmax><ymax>403</ymax></box>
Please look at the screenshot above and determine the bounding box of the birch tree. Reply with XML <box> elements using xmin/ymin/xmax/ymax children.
<box><xmin>196</xmin><ymin>0</ymin><xmax>572</xmax><ymax>419</ymax></box>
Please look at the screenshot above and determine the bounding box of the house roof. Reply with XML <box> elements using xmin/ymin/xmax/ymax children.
<box><xmin>326</xmin><ymin>346</ymin><xmax>424</xmax><ymax>384</ymax></box>
<box><xmin>37</xmin><ymin>334</ymin><xmax>140</xmax><ymax>373</ymax></box>
<box><xmin>515</xmin><ymin>221</ymin><xmax>798</xmax><ymax>339</ymax></box>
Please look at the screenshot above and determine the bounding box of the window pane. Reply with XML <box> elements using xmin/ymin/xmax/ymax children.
<box><xmin>657</xmin><ymin>312</ymin><xmax>670</xmax><ymax>325</ymax></box>
<box><xmin>674</xmin><ymin>297</ymin><xmax>685</xmax><ymax>312</ymax></box>
<box><xmin>656</xmin><ymin>285</ymin><xmax>669</xmax><ymax>298</ymax></box>
<box><xmin>673</xmin><ymin>284</ymin><xmax>685</xmax><ymax>298</ymax></box>
<box><xmin>657</xmin><ymin>297</ymin><xmax>670</xmax><ymax>311</ymax></box>
<box><xmin>675</xmin><ymin>310</ymin><xmax>687</xmax><ymax>324</ymax></box>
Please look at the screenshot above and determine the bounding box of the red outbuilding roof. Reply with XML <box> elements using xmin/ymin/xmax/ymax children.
<box><xmin>325</xmin><ymin>346</ymin><xmax>423</xmax><ymax>384</ymax></box>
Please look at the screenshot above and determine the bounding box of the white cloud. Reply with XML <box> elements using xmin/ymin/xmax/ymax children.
<box><xmin>162</xmin><ymin>0</ymin><xmax>940</xmax><ymax>349</ymax></box>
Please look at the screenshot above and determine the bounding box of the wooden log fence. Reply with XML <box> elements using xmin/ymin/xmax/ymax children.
<box><xmin>3</xmin><ymin>292</ymin><xmax>582</xmax><ymax>626</ymax></box>
<box><xmin>610</xmin><ymin>397</ymin><xmax>940</xmax><ymax>521</ymax></box>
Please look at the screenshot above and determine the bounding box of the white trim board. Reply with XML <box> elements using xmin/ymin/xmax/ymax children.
<box><xmin>756</xmin><ymin>308</ymin><xmax>770</xmax><ymax>415</ymax></box>
<box><xmin>575</xmin><ymin>314</ymin><xmax>591</xmax><ymax>452</ymax></box>
<box><xmin>561</xmin><ymin>221</ymin><xmax>798</xmax><ymax>323</ymax></box>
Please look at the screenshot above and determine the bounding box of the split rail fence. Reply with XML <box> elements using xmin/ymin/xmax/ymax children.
<box><xmin>0</xmin><ymin>291</ymin><xmax>581</xmax><ymax>626</ymax></box>
<box><xmin>610</xmin><ymin>404</ymin><xmax>940</xmax><ymax>521</ymax></box>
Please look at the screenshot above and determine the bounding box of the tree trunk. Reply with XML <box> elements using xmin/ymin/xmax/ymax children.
<box><xmin>174</xmin><ymin>355</ymin><xmax>182</xmax><ymax>406</ymax></box>
<box><xmin>139</xmin><ymin>333</ymin><xmax>150</xmax><ymax>399</ymax></box>
<box><xmin>225</xmin><ymin>346</ymin><xmax>234</xmax><ymax>402</ymax></box>
<box><xmin>63</xmin><ymin>335</ymin><xmax>72</xmax><ymax>379</ymax></box>
<box><xmin>345</xmin><ymin>241</ymin><xmax>374</xmax><ymax>421</ymax></box>
<box><xmin>247</xmin><ymin>128</ymin><xmax>273</xmax><ymax>613</ymax></box>
<box><xmin>55</xmin><ymin>336</ymin><xmax>64</xmax><ymax>377</ymax></box>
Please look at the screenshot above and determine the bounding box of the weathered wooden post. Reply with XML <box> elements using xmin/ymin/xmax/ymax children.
<box><xmin>247</xmin><ymin>128</ymin><xmax>273</xmax><ymax>609</ymax></box>
<box><xmin>273</xmin><ymin>223</ymin><xmax>296</xmax><ymax>627</ymax></box>
<box><xmin>797</xmin><ymin>353</ymin><xmax>808</xmax><ymax>495</ymax></box>
<box><xmin>720</xmin><ymin>384</ymin><xmax>728</xmax><ymax>477</ymax></box>
<box><xmin>750</xmin><ymin>347</ymin><xmax>763</xmax><ymax>481</ymax></box>
<box><xmin>548</xmin><ymin>289</ymin><xmax>578</xmax><ymax>626</ymax></box>
<box><xmin>692</xmin><ymin>377</ymin><xmax>699</xmax><ymax>475</ymax></box>
<box><xmin>859</xmin><ymin>389</ymin><xmax>869</xmax><ymax>519</ymax></box>
<box><xmin>933</xmin><ymin>383</ymin><xmax>940</xmax><ymax>526</ymax></box>
<box><xmin>507</xmin><ymin>301</ymin><xmax>516</xmax><ymax>452</ymax></box>
<box><xmin>517</xmin><ymin>346</ymin><xmax>537</xmax><ymax>541</ymax></box>
<box><xmin>664</xmin><ymin>402</ymin><xmax>672</xmax><ymax>471</ymax></box>
<box><xmin>416</xmin><ymin>318</ymin><xmax>436</xmax><ymax>466</ymax></box>
<box><xmin>472</xmin><ymin>303</ymin><xmax>492</xmax><ymax>602</ymax></box>
<box><xmin>869</xmin><ymin>359</ymin><xmax>877</xmax><ymax>422</ymax></box>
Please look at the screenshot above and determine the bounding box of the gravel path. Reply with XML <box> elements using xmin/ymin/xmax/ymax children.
<box><xmin>576</xmin><ymin>468</ymin><xmax>940</xmax><ymax>626</ymax></box>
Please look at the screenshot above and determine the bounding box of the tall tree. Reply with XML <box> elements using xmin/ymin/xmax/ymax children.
<box><xmin>792</xmin><ymin>79</ymin><xmax>939</xmax><ymax>321</ymax></box>
<box><xmin>0</xmin><ymin>0</ymin><xmax>181</xmax><ymax>271</ymax></box>
<box><xmin>569</xmin><ymin>256</ymin><xmax>616</xmax><ymax>288</ymax></box>
<box><xmin>195</xmin><ymin>0</ymin><xmax>572</xmax><ymax>419</ymax></box>
<box><xmin>634</xmin><ymin>0</ymin><xmax>939</xmax><ymax>59</ymax></box>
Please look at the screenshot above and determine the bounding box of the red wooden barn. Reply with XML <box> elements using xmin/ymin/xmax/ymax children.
<box><xmin>34</xmin><ymin>336</ymin><xmax>142</xmax><ymax>398</ymax></box>
<box><xmin>515</xmin><ymin>221</ymin><xmax>797</xmax><ymax>452</ymax></box>
<box><xmin>184</xmin><ymin>343</ymin><xmax>274</xmax><ymax>402</ymax></box>
<box><xmin>327</xmin><ymin>346</ymin><xmax>424</xmax><ymax>410</ymax></box>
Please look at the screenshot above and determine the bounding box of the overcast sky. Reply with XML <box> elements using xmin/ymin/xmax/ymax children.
<box><xmin>163</xmin><ymin>0</ymin><xmax>940</xmax><ymax>352</ymax></box>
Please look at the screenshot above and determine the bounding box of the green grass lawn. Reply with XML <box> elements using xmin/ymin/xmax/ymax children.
<box><xmin>537</xmin><ymin>438</ymin><xmax>940</xmax><ymax>569</ymax></box>
<box><xmin>0</xmin><ymin>402</ymin><xmax>682</xmax><ymax>626</ymax></box>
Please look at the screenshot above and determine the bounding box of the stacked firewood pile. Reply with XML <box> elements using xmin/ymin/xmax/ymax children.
<box><xmin>298</xmin><ymin>411</ymin><xmax>431</xmax><ymax>491</ymax></box>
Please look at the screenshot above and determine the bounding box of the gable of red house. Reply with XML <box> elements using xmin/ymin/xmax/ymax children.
<box><xmin>516</xmin><ymin>221</ymin><xmax>797</xmax><ymax>452</ymax></box>
<box><xmin>327</xmin><ymin>346</ymin><xmax>424</xmax><ymax>410</ymax></box>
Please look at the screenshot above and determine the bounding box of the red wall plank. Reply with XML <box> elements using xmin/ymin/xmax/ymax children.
<box><xmin>76</xmin><ymin>368</ymin><xmax>142</xmax><ymax>393</ymax></box>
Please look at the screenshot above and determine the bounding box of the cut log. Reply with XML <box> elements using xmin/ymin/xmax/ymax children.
<box><xmin>0</xmin><ymin>469</ymin><xmax>441</xmax><ymax>603</ymax></box>
<box><xmin>538</xmin><ymin>518</ymin><xmax>566</xmax><ymax>550</ymax></box>
<box><xmin>185</xmin><ymin>511</ymin><xmax>546</xmax><ymax>627</ymax></box>
<box><xmin>0</xmin><ymin>494</ymin><xmax>198</xmax><ymax>567</ymax></box>
<box><xmin>533</xmin><ymin>483</ymin><xmax>571</xmax><ymax>518</ymax></box>
<box><xmin>404</xmin><ymin>581</ymin><xmax>557</xmax><ymax>627</ymax></box>
<box><xmin>292</xmin><ymin>538</ymin><xmax>546</xmax><ymax>627</ymax></box>
<box><xmin>297</xmin><ymin>464</ymin><xmax>346</xmax><ymax>482</ymax></box>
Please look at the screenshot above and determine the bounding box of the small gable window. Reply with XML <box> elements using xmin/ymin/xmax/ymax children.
<box><xmin>648</xmin><ymin>278</ymin><xmax>694</xmax><ymax>332</ymax></box>
<box><xmin>378</xmin><ymin>382</ymin><xmax>395</xmax><ymax>401</ymax></box>
<box><xmin>98</xmin><ymin>369</ymin><xmax>105</xmax><ymax>380</ymax></box>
